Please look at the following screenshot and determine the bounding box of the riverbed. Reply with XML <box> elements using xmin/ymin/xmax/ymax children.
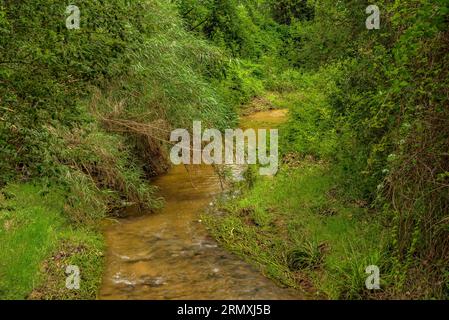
<box><xmin>99</xmin><ymin>109</ymin><xmax>299</xmax><ymax>300</ymax></box>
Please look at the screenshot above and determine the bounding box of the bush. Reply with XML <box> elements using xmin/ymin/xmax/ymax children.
<box><xmin>0</xmin><ymin>0</ymin><xmax>235</xmax><ymax>210</ymax></box>
<box><xmin>282</xmin><ymin>0</ymin><xmax>449</xmax><ymax>297</ymax></box>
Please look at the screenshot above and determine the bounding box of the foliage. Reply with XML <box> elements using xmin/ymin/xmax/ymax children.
<box><xmin>279</xmin><ymin>0</ymin><xmax>449</xmax><ymax>297</ymax></box>
<box><xmin>1</xmin><ymin>0</ymin><xmax>447</xmax><ymax>300</ymax></box>
<box><xmin>0</xmin><ymin>183</ymin><xmax>104</xmax><ymax>300</ymax></box>
<box><xmin>268</xmin><ymin>0</ymin><xmax>314</xmax><ymax>25</ymax></box>
<box><xmin>0</xmin><ymin>0</ymin><xmax>234</xmax><ymax>197</ymax></box>
<box><xmin>0</xmin><ymin>0</ymin><xmax>237</xmax><ymax>299</ymax></box>
<box><xmin>205</xmin><ymin>162</ymin><xmax>386</xmax><ymax>299</ymax></box>
<box><xmin>176</xmin><ymin>0</ymin><xmax>278</xmax><ymax>59</ymax></box>
<box><xmin>206</xmin><ymin>0</ymin><xmax>448</xmax><ymax>298</ymax></box>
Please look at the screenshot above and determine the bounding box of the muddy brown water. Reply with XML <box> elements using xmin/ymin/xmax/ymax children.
<box><xmin>99</xmin><ymin>109</ymin><xmax>300</xmax><ymax>300</ymax></box>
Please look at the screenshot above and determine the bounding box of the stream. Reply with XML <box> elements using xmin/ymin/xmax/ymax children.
<box><xmin>99</xmin><ymin>109</ymin><xmax>299</xmax><ymax>300</ymax></box>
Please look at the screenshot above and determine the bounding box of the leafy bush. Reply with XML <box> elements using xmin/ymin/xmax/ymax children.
<box><xmin>281</xmin><ymin>0</ymin><xmax>449</xmax><ymax>297</ymax></box>
<box><xmin>0</xmin><ymin>0</ymin><xmax>235</xmax><ymax>210</ymax></box>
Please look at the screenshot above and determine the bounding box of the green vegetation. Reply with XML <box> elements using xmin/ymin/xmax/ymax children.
<box><xmin>205</xmin><ymin>160</ymin><xmax>385</xmax><ymax>299</ymax></box>
<box><xmin>0</xmin><ymin>183</ymin><xmax>103</xmax><ymax>299</ymax></box>
<box><xmin>200</xmin><ymin>0</ymin><xmax>448</xmax><ymax>299</ymax></box>
<box><xmin>1</xmin><ymin>0</ymin><xmax>447</xmax><ymax>299</ymax></box>
<box><xmin>0</xmin><ymin>0</ymin><xmax>235</xmax><ymax>299</ymax></box>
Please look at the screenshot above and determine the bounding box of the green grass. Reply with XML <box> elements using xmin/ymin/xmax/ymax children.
<box><xmin>0</xmin><ymin>183</ymin><xmax>104</xmax><ymax>300</ymax></box>
<box><xmin>205</xmin><ymin>161</ymin><xmax>387</xmax><ymax>299</ymax></box>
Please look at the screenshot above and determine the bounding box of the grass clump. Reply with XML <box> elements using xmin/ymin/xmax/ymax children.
<box><xmin>206</xmin><ymin>159</ymin><xmax>386</xmax><ymax>299</ymax></box>
<box><xmin>0</xmin><ymin>183</ymin><xmax>104</xmax><ymax>300</ymax></box>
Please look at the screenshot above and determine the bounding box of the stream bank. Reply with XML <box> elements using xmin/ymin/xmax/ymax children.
<box><xmin>100</xmin><ymin>109</ymin><xmax>300</xmax><ymax>300</ymax></box>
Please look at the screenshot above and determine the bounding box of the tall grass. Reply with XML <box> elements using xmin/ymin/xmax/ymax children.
<box><xmin>0</xmin><ymin>0</ymin><xmax>238</xmax><ymax>299</ymax></box>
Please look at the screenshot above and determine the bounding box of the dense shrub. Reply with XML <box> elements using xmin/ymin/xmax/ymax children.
<box><xmin>281</xmin><ymin>0</ymin><xmax>449</xmax><ymax>297</ymax></box>
<box><xmin>0</xmin><ymin>1</ymin><xmax>235</xmax><ymax>213</ymax></box>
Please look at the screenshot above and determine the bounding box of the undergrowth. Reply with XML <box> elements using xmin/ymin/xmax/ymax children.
<box><xmin>0</xmin><ymin>183</ymin><xmax>103</xmax><ymax>299</ymax></box>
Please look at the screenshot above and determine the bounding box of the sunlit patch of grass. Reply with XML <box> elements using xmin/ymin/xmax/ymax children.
<box><xmin>28</xmin><ymin>231</ymin><xmax>104</xmax><ymax>300</ymax></box>
<box><xmin>0</xmin><ymin>183</ymin><xmax>104</xmax><ymax>300</ymax></box>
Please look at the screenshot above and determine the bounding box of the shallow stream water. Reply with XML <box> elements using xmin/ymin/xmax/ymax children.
<box><xmin>99</xmin><ymin>109</ymin><xmax>299</xmax><ymax>300</ymax></box>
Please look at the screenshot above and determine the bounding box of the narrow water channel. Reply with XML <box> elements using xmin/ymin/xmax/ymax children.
<box><xmin>100</xmin><ymin>109</ymin><xmax>299</xmax><ymax>300</ymax></box>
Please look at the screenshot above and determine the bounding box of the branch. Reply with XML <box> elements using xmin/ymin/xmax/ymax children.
<box><xmin>190</xmin><ymin>18</ymin><xmax>209</xmax><ymax>31</ymax></box>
